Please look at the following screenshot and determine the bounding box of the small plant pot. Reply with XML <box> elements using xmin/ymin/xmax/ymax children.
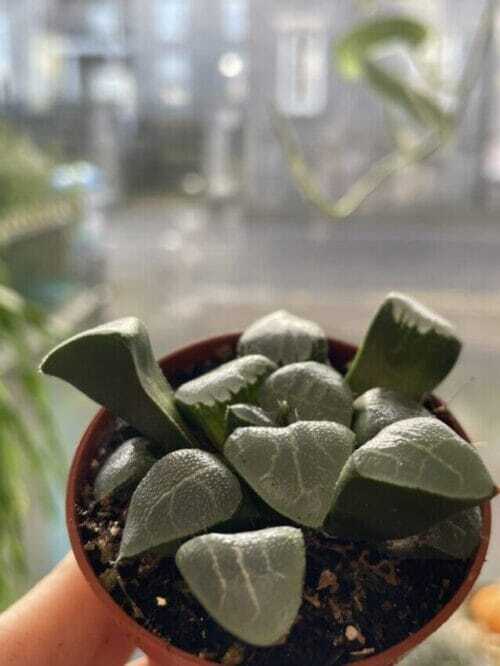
<box><xmin>67</xmin><ymin>333</ymin><xmax>492</xmax><ymax>666</ymax></box>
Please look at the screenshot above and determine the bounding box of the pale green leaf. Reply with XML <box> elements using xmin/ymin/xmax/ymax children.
<box><xmin>119</xmin><ymin>449</ymin><xmax>242</xmax><ymax>560</ymax></box>
<box><xmin>336</xmin><ymin>17</ymin><xmax>428</xmax><ymax>79</ymax></box>
<box><xmin>176</xmin><ymin>527</ymin><xmax>305</xmax><ymax>646</ymax></box>
<box><xmin>352</xmin><ymin>387</ymin><xmax>429</xmax><ymax>447</ymax></box>
<box><xmin>327</xmin><ymin>417</ymin><xmax>495</xmax><ymax>540</ymax></box>
<box><xmin>40</xmin><ymin>317</ymin><xmax>195</xmax><ymax>448</ymax></box>
<box><xmin>345</xmin><ymin>292</ymin><xmax>462</xmax><ymax>399</ymax></box>
<box><xmin>237</xmin><ymin>310</ymin><xmax>329</xmax><ymax>366</ymax></box>
<box><xmin>382</xmin><ymin>507</ymin><xmax>482</xmax><ymax>560</ymax></box>
<box><xmin>225</xmin><ymin>403</ymin><xmax>274</xmax><ymax>437</ymax></box>
<box><xmin>175</xmin><ymin>355</ymin><xmax>276</xmax><ymax>449</ymax></box>
<box><xmin>260</xmin><ymin>361</ymin><xmax>353</xmax><ymax>427</ymax></box>
<box><xmin>225</xmin><ymin>422</ymin><xmax>355</xmax><ymax>528</ymax></box>
<box><xmin>94</xmin><ymin>437</ymin><xmax>157</xmax><ymax>501</ymax></box>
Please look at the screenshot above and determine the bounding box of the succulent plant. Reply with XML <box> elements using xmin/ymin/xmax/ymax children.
<box><xmin>40</xmin><ymin>293</ymin><xmax>496</xmax><ymax>648</ymax></box>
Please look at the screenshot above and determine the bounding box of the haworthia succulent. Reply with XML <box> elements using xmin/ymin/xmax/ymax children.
<box><xmin>175</xmin><ymin>355</ymin><xmax>277</xmax><ymax>449</ymax></box>
<box><xmin>176</xmin><ymin>527</ymin><xmax>305</xmax><ymax>646</ymax></box>
<box><xmin>345</xmin><ymin>292</ymin><xmax>462</xmax><ymax>399</ymax></box>
<box><xmin>327</xmin><ymin>417</ymin><xmax>495</xmax><ymax>540</ymax></box>
<box><xmin>225</xmin><ymin>403</ymin><xmax>274</xmax><ymax>436</ymax></box>
<box><xmin>259</xmin><ymin>361</ymin><xmax>353</xmax><ymax>427</ymax></box>
<box><xmin>118</xmin><ymin>449</ymin><xmax>242</xmax><ymax>560</ymax></box>
<box><xmin>225</xmin><ymin>422</ymin><xmax>355</xmax><ymax>528</ymax></box>
<box><xmin>40</xmin><ymin>317</ymin><xmax>195</xmax><ymax>448</ymax></box>
<box><xmin>352</xmin><ymin>387</ymin><xmax>430</xmax><ymax>447</ymax></box>
<box><xmin>381</xmin><ymin>507</ymin><xmax>482</xmax><ymax>560</ymax></box>
<box><xmin>94</xmin><ymin>437</ymin><xmax>157</xmax><ymax>501</ymax></box>
<box><xmin>237</xmin><ymin>310</ymin><xmax>329</xmax><ymax>365</ymax></box>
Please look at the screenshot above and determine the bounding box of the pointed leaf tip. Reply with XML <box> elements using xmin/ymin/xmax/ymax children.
<box><xmin>40</xmin><ymin>317</ymin><xmax>195</xmax><ymax>448</ymax></box>
<box><xmin>345</xmin><ymin>292</ymin><xmax>461</xmax><ymax>399</ymax></box>
<box><xmin>119</xmin><ymin>449</ymin><xmax>242</xmax><ymax>560</ymax></box>
<box><xmin>225</xmin><ymin>421</ymin><xmax>355</xmax><ymax>527</ymax></box>
<box><xmin>328</xmin><ymin>417</ymin><xmax>495</xmax><ymax>540</ymax></box>
<box><xmin>176</xmin><ymin>527</ymin><xmax>305</xmax><ymax>646</ymax></box>
<box><xmin>237</xmin><ymin>310</ymin><xmax>329</xmax><ymax>365</ymax></box>
<box><xmin>175</xmin><ymin>354</ymin><xmax>276</xmax><ymax>448</ymax></box>
<box><xmin>260</xmin><ymin>361</ymin><xmax>353</xmax><ymax>427</ymax></box>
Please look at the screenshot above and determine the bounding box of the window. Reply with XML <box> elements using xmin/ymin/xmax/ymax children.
<box><xmin>221</xmin><ymin>0</ymin><xmax>248</xmax><ymax>42</ymax></box>
<box><xmin>158</xmin><ymin>52</ymin><xmax>192</xmax><ymax>107</ymax></box>
<box><xmin>276</xmin><ymin>29</ymin><xmax>328</xmax><ymax>117</ymax></box>
<box><xmin>155</xmin><ymin>0</ymin><xmax>191</xmax><ymax>43</ymax></box>
<box><xmin>86</xmin><ymin>1</ymin><xmax>121</xmax><ymax>39</ymax></box>
<box><xmin>0</xmin><ymin>11</ymin><xmax>11</xmax><ymax>78</ymax></box>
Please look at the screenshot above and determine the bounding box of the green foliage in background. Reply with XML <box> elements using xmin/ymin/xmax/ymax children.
<box><xmin>273</xmin><ymin>2</ymin><xmax>494</xmax><ymax>218</ymax></box>
<box><xmin>0</xmin><ymin>121</ymin><xmax>55</xmax><ymax>219</ymax></box>
<box><xmin>0</xmin><ymin>277</ymin><xmax>63</xmax><ymax>608</ymax></box>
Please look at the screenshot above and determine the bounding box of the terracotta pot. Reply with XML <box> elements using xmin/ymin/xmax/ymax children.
<box><xmin>66</xmin><ymin>333</ymin><xmax>492</xmax><ymax>666</ymax></box>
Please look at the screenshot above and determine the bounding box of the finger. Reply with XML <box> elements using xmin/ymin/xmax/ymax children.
<box><xmin>0</xmin><ymin>552</ymin><xmax>135</xmax><ymax>666</ymax></box>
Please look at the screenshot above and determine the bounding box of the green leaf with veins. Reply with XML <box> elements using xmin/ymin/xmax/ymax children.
<box><xmin>237</xmin><ymin>310</ymin><xmax>329</xmax><ymax>365</ymax></box>
<box><xmin>118</xmin><ymin>449</ymin><xmax>242</xmax><ymax>560</ymax></box>
<box><xmin>345</xmin><ymin>292</ymin><xmax>462</xmax><ymax>399</ymax></box>
<box><xmin>176</xmin><ymin>527</ymin><xmax>305</xmax><ymax>647</ymax></box>
<box><xmin>94</xmin><ymin>437</ymin><xmax>157</xmax><ymax>501</ymax></box>
<box><xmin>225</xmin><ymin>403</ymin><xmax>274</xmax><ymax>437</ymax></box>
<box><xmin>352</xmin><ymin>387</ymin><xmax>430</xmax><ymax>447</ymax></box>
<box><xmin>175</xmin><ymin>355</ymin><xmax>276</xmax><ymax>449</ymax></box>
<box><xmin>260</xmin><ymin>361</ymin><xmax>353</xmax><ymax>427</ymax></box>
<box><xmin>326</xmin><ymin>417</ymin><xmax>495</xmax><ymax>541</ymax></box>
<box><xmin>381</xmin><ymin>507</ymin><xmax>482</xmax><ymax>560</ymax></box>
<box><xmin>40</xmin><ymin>317</ymin><xmax>195</xmax><ymax>448</ymax></box>
<box><xmin>225</xmin><ymin>422</ymin><xmax>355</xmax><ymax>528</ymax></box>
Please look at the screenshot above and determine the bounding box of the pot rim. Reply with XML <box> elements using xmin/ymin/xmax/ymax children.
<box><xmin>66</xmin><ymin>332</ymin><xmax>492</xmax><ymax>666</ymax></box>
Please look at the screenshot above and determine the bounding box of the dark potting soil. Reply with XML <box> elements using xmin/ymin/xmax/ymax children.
<box><xmin>77</xmin><ymin>418</ymin><xmax>472</xmax><ymax>666</ymax></box>
<box><xmin>75</xmin><ymin>355</ymin><xmax>473</xmax><ymax>665</ymax></box>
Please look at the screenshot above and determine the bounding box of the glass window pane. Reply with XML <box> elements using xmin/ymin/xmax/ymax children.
<box><xmin>221</xmin><ymin>0</ymin><xmax>248</xmax><ymax>42</ymax></box>
<box><xmin>155</xmin><ymin>0</ymin><xmax>191</xmax><ymax>42</ymax></box>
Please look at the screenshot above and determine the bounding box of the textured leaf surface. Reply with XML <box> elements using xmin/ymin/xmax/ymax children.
<box><xmin>119</xmin><ymin>449</ymin><xmax>242</xmax><ymax>560</ymax></box>
<box><xmin>94</xmin><ymin>437</ymin><xmax>157</xmax><ymax>501</ymax></box>
<box><xmin>237</xmin><ymin>310</ymin><xmax>329</xmax><ymax>365</ymax></box>
<box><xmin>175</xmin><ymin>355</ymin><xmax>276</xmax><ymax>448</ymax></box>
<box><xmin>345</xmin><ymin>292</ymin><xmax>462</xmax><ymax>399</ymax></box>
<box><xmin>40</xmin><ymin>317</ymin><xmax>194</xmax><ymax>447</ymax></box>
<box><xmin>327</xmin><ymin>417</ymin><xmax>495</xmax><ymax>540</ymax></box>
<box><xmin>176</xmin><ymin>527</ymin><xmax>305</xmax><ymax>646</ymax></box>
<box><xmin>225</xmin><ymin>422</ymin><xmax>355</xmax><ymax>527</ymax></box>
<box><xmin>260</xmin><ymin>361</ymin><xmax>353</xmax><ymax>427</ymax></box>
<box><xmin>382</xmin><ymin>507</ymin><xmax>482</xmax><ymax>560</ymax></box>
<box><xmin>352</xmin><ymin>387</ymin><xmax>429</xmax><ymax>447</ymax></box>
<box><xmin>225</xmin><ymin>404</ymin><xmax>274</xmax><ymax>436</ymax></box>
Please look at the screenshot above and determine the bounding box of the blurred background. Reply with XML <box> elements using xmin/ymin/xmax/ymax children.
<box><xmin>1</xmin><ymin>0</ymin><xmax>500</xmax><ymax>662</ymax></box>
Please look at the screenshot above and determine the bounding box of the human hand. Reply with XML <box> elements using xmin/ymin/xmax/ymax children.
<box><xmin>0</xmin><ymin>553</ymin><xmax>152</xmax><ymax>666</ymax></box>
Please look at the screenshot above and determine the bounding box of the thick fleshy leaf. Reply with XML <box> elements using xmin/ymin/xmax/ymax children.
<box><xmin>175</xmin><ymin>355</ymin><xmax>276</xmax><ymax>449</ymax></box>
<box><xmin>352</xmin><ymin>387</ymin><xmax>430</xmax><ymax>447</ymax></box>
<box><xmin>237</xmin><ymin>310</ymin><xmax>329</xmax><ymax>365</ymax></box>
<box><xmin>382</xmin><ymin>507</ymin><xmax>482</xmax><ymax>560</ymax></box>
<box><xmin>345</xmin><ymin>293</ymin><xmax>462</xmax><ymax>399</ymax></box>
<box><xmin>260</xmin><ymin>361</ymin><xmax>353</xmax><ymax>427</ymax></box>
<box><xmin>225</xmin><ymin>403</ymin><xmax>274</xmax><ymax>436</ymax></box>
<box><xmin>40</xmin><ymin>317</ymin><xmax>195</xmax><ymax>448</ymax></box>
<box><xmin>176</xmin><ymin>527</ymin><xmax>305</xmax><ymax>646</ymax></box>
<box><xmin>118</xmin><ymin>449</ymin><xmax>242</xmax><ymax>560</ymax></box>
<box><xmin>327</xmin><ymin>417</ymin><xmax>495</xmax><ymax>540</ymax></box>
<box><xmin>94</xmin><ymin>437</ymin><xmax>157</xmax><ymax>501</ymax></box>
<box><xmin>225</xmin><ymin>422</ymin><xmax>355</xmax><ymax>527</ymax></box>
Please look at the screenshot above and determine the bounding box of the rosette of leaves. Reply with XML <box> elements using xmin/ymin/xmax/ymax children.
<box><xmin>40</xmin><ymin>296</ymin><xmax>497</xmax><ymax>648</ymax></box>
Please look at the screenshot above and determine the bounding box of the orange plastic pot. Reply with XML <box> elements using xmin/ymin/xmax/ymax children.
<box><xmin>66</xmin><ymin>333</ymin><xmax>492</xmax><ymax>665</ymax></box>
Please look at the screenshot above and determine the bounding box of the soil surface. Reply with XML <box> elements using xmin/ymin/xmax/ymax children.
<box><xmin>75</xmin><ymin>355</ymin><xmax>473</xmax><ymax>665</ymax></box>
